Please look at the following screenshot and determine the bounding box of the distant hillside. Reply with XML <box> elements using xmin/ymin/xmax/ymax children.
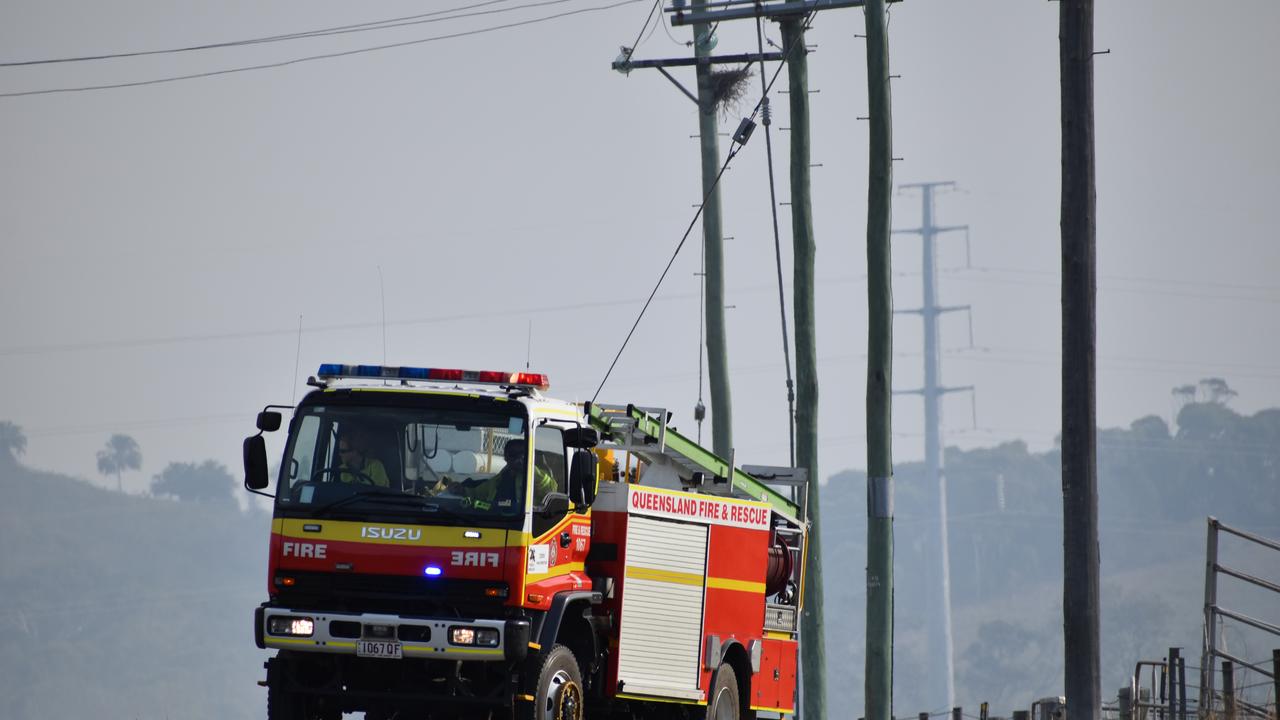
<box><xmin>0</xmin><ymin>457</ymin><xmax>272</xmax><ymax>720</ymax></box>
<box><xmin>2</xmin><ymin>400</ymin><xmax>1276</xmax><ymax>719</ymax></box>
<box><xmin>818</xmin><ymin>402</ymin><xmax>1280</xmax><ymax>715</ymax></box>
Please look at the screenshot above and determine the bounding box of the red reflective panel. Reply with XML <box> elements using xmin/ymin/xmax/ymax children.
<box><xmin>429</xmin><ymin>368</ymin><xmax>465</xmax><ymax>381</ymax></box>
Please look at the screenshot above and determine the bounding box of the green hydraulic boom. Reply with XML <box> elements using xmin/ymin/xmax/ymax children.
<box><xmin>586</xmin><ymin>402</ymin><xmax>804</xmax><ymax>523</ymax></box>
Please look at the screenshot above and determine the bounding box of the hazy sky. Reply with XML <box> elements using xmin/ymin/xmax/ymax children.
<box><xmin>3</xmin><ymin>0</ymin><xmax>1278</xmax><ymax>493</ymax></box>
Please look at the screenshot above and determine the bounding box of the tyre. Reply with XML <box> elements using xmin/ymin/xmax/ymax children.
<box><xmin>524</xmin><ymin>643</ymin><xmax>585</xmax><ymax>720</ymax></box>
<box><xmin>267</xmin><ymin>679</ymin><xmax>304</xmax><ymax>720</ymax></box>
<box><xmin>267</xmin><ymin>654</ymin><xmax>338</xmax><ymax>720</ymax></box>
<box><xmin>705</xmin><ymin>663</ymin><xmax>740</xmax><ymax>720</ymax></box>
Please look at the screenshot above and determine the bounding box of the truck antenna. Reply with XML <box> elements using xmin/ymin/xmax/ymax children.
<box><xmin>291</xmin><ymin>314</ymin><xmax>303</xmax><ymax>403</ymax></box>
<box><xmin>378</xmin><ymin>265</ymin><xmax>388</xmax><ymax>367</ymax></box>
<box><xmin>526</xmin><ymin>319</ymin><xmax>533</xmax><ymax>370</ymax></box>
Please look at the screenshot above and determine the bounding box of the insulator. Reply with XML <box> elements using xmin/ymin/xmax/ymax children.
<box><xmin>694</xmin><ymin>400</ymin><xmax>706</xmax><ymax>423</ymax></box>
<box><xmin>761</xmin><ymin>97</ymin><xmax>772</xmax><ymax>126</ymax></box>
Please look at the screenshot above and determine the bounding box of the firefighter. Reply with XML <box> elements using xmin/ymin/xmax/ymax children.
<box><xmin>335</xmin><ymin>430</ymin><xmax>390</xmax><ymax>488</ymax></box>
<box><xmin>433</xmin><ymin>439</ymin><xmax>556</xmax><ymax>511</ymax></box>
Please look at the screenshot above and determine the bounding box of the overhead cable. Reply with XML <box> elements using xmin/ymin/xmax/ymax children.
<box><xmin>591</xmin><ymin>8</ymin><xmax>819</xmax><ymax>403</ymax></box>
<box><xmin>0</xmin><ymin>0</ymin><xmax>641</xmax><ymax>98</ymax></box>
<box><xmin>0</xmin><ymin>0</ymin><xmax>563</xmax><ymax>67</ymax></box>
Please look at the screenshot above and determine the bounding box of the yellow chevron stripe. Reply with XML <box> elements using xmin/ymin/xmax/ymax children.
<box><xmin>625</xmin><ymin>566</ymin><xmax>704</xmax><ymax>587</ymax></box>
<box><xmin>265</xmin><ymin>637</ymin><xmax>320</xmax><ymax>647</ymax></box>
<box><xmin>706</xmin><ymin>576</ymin><xmax>766</xmax><ymax>594</ymax></box>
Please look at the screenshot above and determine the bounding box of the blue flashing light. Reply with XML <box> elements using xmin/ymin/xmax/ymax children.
<box><xmin>315</xmin><ymin>363</ymin><xmax>547</xmax><ymax>389</ymax></box>
<box><xmin>424</xmin><ymin>566</ymin><xmax>443</xmax><ymax>577</ymax></box>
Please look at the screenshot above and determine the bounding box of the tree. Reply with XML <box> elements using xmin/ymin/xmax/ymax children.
<box><xmin>151</xmin><ymin>460</ymin><xmax>235</xmax><ymax>505</ymax></box>
<box><xmin>1199</xmin><ymin>377</ymin><xmax>1237</xmax><ymax>405</ymax></box>
<box><xmin>0</xmin><ymin>421</ymin><xmax>26</xmax><ymax>464</ymax></box>
<box><xmin>96</xmin><ymin>434</ymin><xmax>142</xmax><ymax>493</ymax></box>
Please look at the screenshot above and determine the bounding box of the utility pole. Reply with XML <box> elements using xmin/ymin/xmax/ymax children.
<box><xmin>863</xmin><ymin>2</ymin><xmax>895</xmax><ymax>720</ymax></box>
<box><xmin>781</xmin><ymin>17</ymin><xmax>826</xmax><ymax>720</ymax></box>
<box><xmin>692</xmin><ymin>0</ymin><xmax>735</xmax><ymax>459</ymax></box>
<box><xmin>613</xmin><ymin>25</ymin><xmax>784</xmax><ymax>463</ymax></box>
<box><xmin>1060</xmin><ymin>3</ymin><xmax>1101</xmax><ymax>720</ymax></box>
<box><xmin>663</xmin><ymin>4</ymin><xmax>890</xmax><ymax>717</ymax></box>
<box><xmin>893</xmin><ymin>182</ymin><xmax>973</xmax><ymax>710</ymax></box>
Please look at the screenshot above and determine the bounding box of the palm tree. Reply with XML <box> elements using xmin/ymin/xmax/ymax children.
<box><xmin>97</xmin><ymin>434</ymin><xmax>142</xmax><ymax>492</ymax></box>
<box><xmin>0</xmin><ymin>421</ymin><xmax>26</xmax><ymax>464</ymax></box>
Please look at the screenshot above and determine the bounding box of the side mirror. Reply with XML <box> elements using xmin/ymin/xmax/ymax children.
<box><xmin>243</xmin><ymin>435</ymin><xmax>270</xmax><ymax>490</ymax></box>
<box><xmin>568</xmin><ymin>450</ymin><xmax>598</xmax><ymax>507</ymax></box>
<box><xmin>538</xmin><ymin>492</ymin><xmax>571</xmax><ymax>518</ymax></box>
<box><xmin>256</xmin><ymin>411</ymin><xmax>282</xmax><ymax>432</ymax></box>
<box><xmin>564</xmin><ymin>426</ymin><xmax>599</xmax><ymax>449</ymax></box>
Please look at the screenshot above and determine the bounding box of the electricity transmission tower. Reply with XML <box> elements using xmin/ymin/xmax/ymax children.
<box><xmin>893</xmin><ymin>181</ymin><xmax>974</xmax><ymax>711</ymax></box>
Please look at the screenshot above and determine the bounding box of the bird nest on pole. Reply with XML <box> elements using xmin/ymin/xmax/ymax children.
<box><xmin>708</xmin><ymin>65</ymin><xmax>753</xmax><ymax>116</ymax></box>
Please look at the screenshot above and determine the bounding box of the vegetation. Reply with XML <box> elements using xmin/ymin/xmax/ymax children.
<box><xmin>151</xmin><ymin>460</ymin><xmax>236</xmax><ymax>505</ymax></box>
<box><xmin>821</xmin><ymin>399</ymin><xmax>1280</xmax><ymax>715</ymax></box>
<box><xmin>96</xmin><ymin>433</ymin><xmax>142</xmax><ymax>493</ymax></box>
<box><xmin>0</xmin><ymin>451</ymin><xmax>270</xmax><ymax>719</ymax></box>
<box><xmin>0</xmin><ymin>421</ymin><xmax>26</xmax><ymax>463</ymax></box>
<box><xmin>1</xmin><ymin>394</ymin><xmax>1277</xmax><ymax>718</ymax></box>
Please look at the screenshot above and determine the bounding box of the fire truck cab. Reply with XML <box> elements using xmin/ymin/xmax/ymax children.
<box><xmin>244</xmin><ymin>363</ymin><xmax>807</xmax><ymax>720</ymax></box>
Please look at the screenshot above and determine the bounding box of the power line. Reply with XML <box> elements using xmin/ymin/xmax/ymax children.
<box><xmin>621</xmin><ymin>0</ymin><xmax>663</xmax><ymax>60</ymax></box>
<box><xmin>956</xmin><ymin>265</ymin><xmax>1280</xmax><ymax>296</ymax></box>
<box><xmin>591</xmin><ymin>7</ymin><xmax>818</xmax><ymax>403</ymax></box>
<box><xmin>0</xmin><ymin>0</ymin><xmax>522</xmax><ymax>67</ymax></box>
<box><xmin>0</xmin><ymin>290</ymin><xmax>695</xmax><ymax>358</ymax></box>
<box><xmin>755</xmin><ymin>14</ymin><xmax>796</xmax><ymax>466</ymax></box>
<box><xmin>0</xmin><ymin>0</ymin><xmax>641</xmax><ymax>98</ymax></box>
<box><xmin>943</xmin><ymin>266</ymin><xmax>1280</xmax><ymax>306</ymax></box>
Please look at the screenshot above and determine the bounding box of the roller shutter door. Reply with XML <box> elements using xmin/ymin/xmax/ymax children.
<box><xmin>616</xmin><ymin>515</ymin><xmax>708</xmax><ymax>699</ymax></box>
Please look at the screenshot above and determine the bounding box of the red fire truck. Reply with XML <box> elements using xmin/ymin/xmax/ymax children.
<box><xmin>243</xmin><ymin>363</ymin><xmax>808</xmax><ymax>720</ymax></box>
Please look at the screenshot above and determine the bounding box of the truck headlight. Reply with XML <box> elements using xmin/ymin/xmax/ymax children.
<box><xmin>268</xmin><ymin>616</ymin><xmax>315</xmax><ymax>637</ymax></box>
<box><xmin>449</xmin><ymin>626</ymin><xmax>499</xmax><ymax>647</ymax></box>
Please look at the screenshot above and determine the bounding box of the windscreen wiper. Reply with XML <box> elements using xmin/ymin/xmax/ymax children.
<box><xmin>314</xmin><ymin>491</ymin><xmax>442</xmax><ymax>518</ymax></box>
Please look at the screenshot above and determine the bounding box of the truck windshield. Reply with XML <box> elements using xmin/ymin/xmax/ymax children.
<box><xmin>276</xmin><ymin>402</ymin><xmax>528</xmax><ymax>523</ymax></box>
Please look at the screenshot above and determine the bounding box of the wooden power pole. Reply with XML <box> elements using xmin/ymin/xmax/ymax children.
<box><xmin>863</xmin><ymin>2</ymin><xmax>895</xmax><ymax>720</ymax></box>
<box><xmin>1060</xmin><ymin>3</ymin><xmax>1101</xmax><ymax>720</ymax></box>
<box><xmin>781</xmin><ymin>18</ymin><xmax>826</xmax><ymax>720</ymax></box>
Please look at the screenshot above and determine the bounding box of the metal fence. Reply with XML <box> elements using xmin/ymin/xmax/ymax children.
<box><xmin>1199</xmin><ymin>517</ymin><xmax>1280</xmax><ymax>719</ymax></box>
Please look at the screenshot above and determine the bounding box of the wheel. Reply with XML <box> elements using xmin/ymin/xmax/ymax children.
<box><xmin>705</xmin><ymin>663</ymin><xmax>740</xmax><ymax>720</ymax></box>
<box><xmin>267</xmin><ymin>682</ymin><xmax>301</xmax><ymax>720</ymax></box>
<box><xmin>524</xmin><ymin>644</ymin><xmax>585</xmax><ymax>720</ymax></box>
<box><xmin>267</xmin><ymin>663</ymin><xmax>308</xmax><ymax>720</ymax></box>
<box><xmin>267</xmin><ymin>654</ymin><xmax>339</xmax><ymax>720</ymax></box>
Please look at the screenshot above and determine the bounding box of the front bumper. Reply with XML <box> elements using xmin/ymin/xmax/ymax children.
<box><xmin>256</xmin><ymin>605</ymin><xmax>530</xmax><ymax>662</ymax></box>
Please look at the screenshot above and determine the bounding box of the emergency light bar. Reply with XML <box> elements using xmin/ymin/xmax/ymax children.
<box><xmin>317</xmin><ymin>364</ymin><xmax>550</xmax><ymax>391</ymax></box>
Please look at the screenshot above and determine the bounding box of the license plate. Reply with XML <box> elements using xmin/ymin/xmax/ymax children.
<box><xmin>357</xmin><ymin>640</ymin><xmax>402</xmax><ymax>659</ymax></box>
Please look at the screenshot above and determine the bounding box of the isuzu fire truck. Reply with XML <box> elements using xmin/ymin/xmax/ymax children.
<box><xmin>243</xmin><ymin>363</ymin><xmax>809</xmax><ymax>720</ymax></box>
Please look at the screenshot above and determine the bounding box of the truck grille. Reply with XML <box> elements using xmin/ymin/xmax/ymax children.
<box><xmin>274</xmin><ymin>571</ymin><xmax>508</xmax><ymax>616</ymax></box>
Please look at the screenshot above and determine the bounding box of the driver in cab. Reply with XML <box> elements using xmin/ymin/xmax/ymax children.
<box><xmin>336</xmin><ymin>431</ymin><xmax>391</xmax><ymax>489</ymax></box>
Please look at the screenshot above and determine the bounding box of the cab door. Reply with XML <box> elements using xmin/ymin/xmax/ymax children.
<box><xmin>522</xmin><ymin>422</ymin><xmax>592</xmax><ymax>609</ymax></box>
